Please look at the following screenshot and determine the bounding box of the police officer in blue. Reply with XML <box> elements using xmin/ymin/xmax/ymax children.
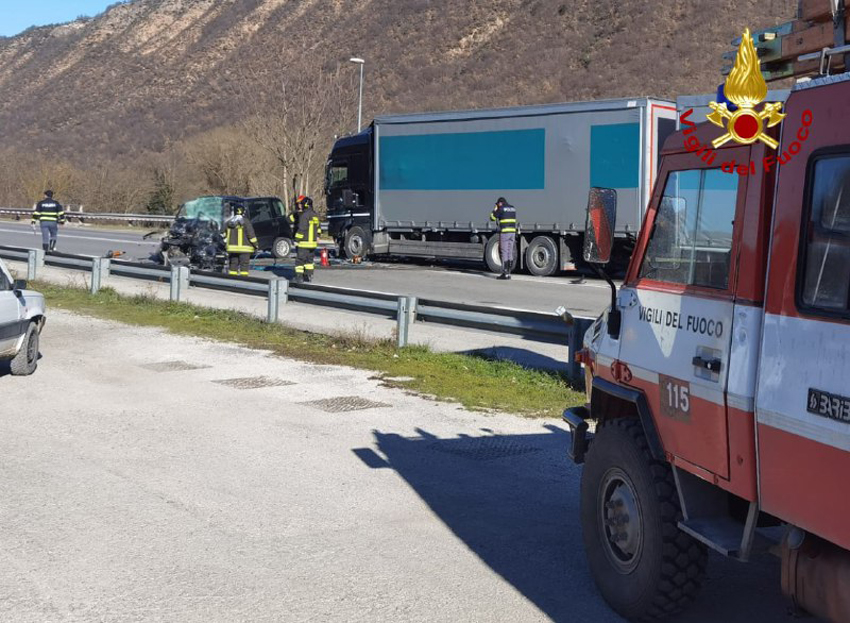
<box><xmin>31</xmin><ymin>190</ymin><xmax>66</xmax><ymax>252</ymax></box>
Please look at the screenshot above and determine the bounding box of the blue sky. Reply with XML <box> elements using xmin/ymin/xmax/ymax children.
<box><xmin>0</xmin><ymin>1</ymin><xmax>115</xmax><ymax>37</ymax></box>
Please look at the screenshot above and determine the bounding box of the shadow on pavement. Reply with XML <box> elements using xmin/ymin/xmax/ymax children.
<box><xmin>0</xmin><ymin>352</ymin><xmax>42</xmax><ymax>378</ymax></box>
<box><xmin>461</xmin><ymin>346</ymin><xmax>569</xmax><ymax>373</ymax></box>
<box><xmin>353</xmin><ymin>427</ymin><xmax>789</xmax><ymax>623</ymax></box>
<box><xmin>261</xmin><ymin>265</ymin><xmax>296</xmax><ymax>279</ymax></box>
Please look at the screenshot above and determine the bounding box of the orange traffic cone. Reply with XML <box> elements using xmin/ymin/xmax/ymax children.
<box><xmin>320</xmin><ymin>247</ymin><xmax>329</xmax><ymax>267</ymax></box>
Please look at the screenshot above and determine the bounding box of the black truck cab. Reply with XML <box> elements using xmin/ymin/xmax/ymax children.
<box><xmin>325</xmin><ymin>128</ymin><xmax>374</xmax><ymax>258</ymax></box>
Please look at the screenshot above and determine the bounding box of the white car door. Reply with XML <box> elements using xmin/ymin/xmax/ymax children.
<box><xmin>0</xmin><ymin>262</ymin><xmax>24</xmax><ymax>356</ymax></box>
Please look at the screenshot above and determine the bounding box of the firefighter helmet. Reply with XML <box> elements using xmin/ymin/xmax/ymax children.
<box><xmin>300</xmin><ymin>196</ymin><xmax>313</xmax><ymax>210</ymax></box>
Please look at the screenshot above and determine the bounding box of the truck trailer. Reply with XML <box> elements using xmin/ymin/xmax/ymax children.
<box><xmin>325</xmin><ymin>98</ymin><xmax>677</xmax><ymax>275</ymax></box>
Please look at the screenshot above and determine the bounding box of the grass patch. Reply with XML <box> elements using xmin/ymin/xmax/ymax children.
<box><xmin>37</xmin><ymin>282</ymin><xmax>583</xmax><ymax>418</ymax></box>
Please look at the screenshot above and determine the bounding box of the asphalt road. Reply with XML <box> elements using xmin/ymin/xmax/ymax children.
<box><xmin>0</xmin><ymin>221</ymin><xmax>612</xmax><ymax>316</ymax></box>
<box><xmin>0</xmin><ymin>221</ymin><xmax>161</xmax><ymax>258</ymax></box>
<box><xmin>0</xmin><ymin>312</ymin><xmax>790</xmax><ymax>622</ymax></box>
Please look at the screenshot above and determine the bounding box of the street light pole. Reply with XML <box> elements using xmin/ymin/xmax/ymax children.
<box><xmin>350</xmin><ymin>57</ymin><xmax>365</xmax><ymax>133</ymax></box>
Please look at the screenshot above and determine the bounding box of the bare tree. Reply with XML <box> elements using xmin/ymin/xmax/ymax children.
<box><xmin>183</xmin><ymin>126</ymin><xmax>260</xmax><ymax>196</ymax></box>
<box><xmin>241</xmin><ymin>58</ymin><xmax>356</xmax><ymax>212</ymax></box>
<box><xmin>18</xmin><ymin>156</ymin><xmax>78</xmax><ymax>208</ymax></box>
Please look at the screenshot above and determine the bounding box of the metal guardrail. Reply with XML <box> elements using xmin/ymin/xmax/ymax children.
<box><xmin>0</xmin><ymin>244</ymin><xmax>594</xmax><ymax>380</ymax></box>
<box><xmin>0</xmin><ymin>207</ymin><xmax>174</xmax><ymax>224</ymax></box>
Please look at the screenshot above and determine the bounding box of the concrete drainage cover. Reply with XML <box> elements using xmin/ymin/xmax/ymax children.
<box><xmin>429</xmin><ymin>437</ymin><xmax>542</xmax><ymax>461</ymax></box>
<box><xmin>213</xmin><ymin>377</ymin><xmax>295</xmax><ymax>390</ymax></box>
<box><xmin>299</xmin><ymin>396</ymin><xmax>391</xmax><ymax>413</ymax></box>
<box><xmin>141</xmin><ymin>361</ymin><xmax>211</xmax><ymax>372</ymax></box>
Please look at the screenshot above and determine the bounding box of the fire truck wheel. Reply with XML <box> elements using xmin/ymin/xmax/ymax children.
<box><xmin>580</xmin><ymin>418</ymin><xmax>707</xmax><ymax>621</ymax></box>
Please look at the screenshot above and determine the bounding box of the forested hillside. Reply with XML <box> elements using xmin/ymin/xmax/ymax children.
<box><xmin>0</xmin><ymin>0</ymin><xmax>795</xmax><ymax>211</ymax></box>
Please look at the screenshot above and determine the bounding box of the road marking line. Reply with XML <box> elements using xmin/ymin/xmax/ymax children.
<box><xmin>0</xmin><ymin>228</ymin><xmax>153</xmax><ymax>245</ymax></box>
<box><xmin>446</xmin><ymin>270</ymin><xmax>616</xmax><ymax>289</ymax></box>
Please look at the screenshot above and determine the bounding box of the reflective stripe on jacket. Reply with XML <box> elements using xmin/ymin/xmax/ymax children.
<box><xmin>225</xmin><ymin>217</ymin><xmax>258</xmax><ymax>253</ymax></box>
<box><xmin>490</xmin><ymin>203</ymin><xmax>517</xmax><ymax>234</ymax></box>
<box><xmin>294</xmin><ymin>208</ymin><xmax>321</xmax><ymax>249</ymax></box>
<box><xmin>32</xmin><ymin>200</ymin><xmax>65</xmax><ymax>224</ymax></box>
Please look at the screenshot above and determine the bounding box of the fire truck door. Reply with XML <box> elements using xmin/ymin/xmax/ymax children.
<box><xmin>757</xmin><ymin>147</ymin><xmax>850</xmax><ymax>552</ymax></box>
<box><xmin>618</xmin><ymin>154</ymin><xmax>748</xmax><ymax>479</ymax></box>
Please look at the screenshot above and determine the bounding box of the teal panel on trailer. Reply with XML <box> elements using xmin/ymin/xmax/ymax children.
<box><xmin>590</xmin><ymin>123</ymin><xmax>640</xmax><ymax>189</ymax></box>
<box><xmin>379</xmin><ymin>129</ymin><xmax>546</xmax><ymax>191</ymax></box>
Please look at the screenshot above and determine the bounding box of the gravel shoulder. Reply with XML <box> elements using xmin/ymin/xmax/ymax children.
<box><xmin>0</xmin><ymin>311</ymin><xmax>787</xmax><ymax>622</ymax></box>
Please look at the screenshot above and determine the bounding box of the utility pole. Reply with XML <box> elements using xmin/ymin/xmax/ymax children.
<box><xmin>349</xmin><ymin>57</ymin><xmax>365</xmax><ymax>133</ymax></box>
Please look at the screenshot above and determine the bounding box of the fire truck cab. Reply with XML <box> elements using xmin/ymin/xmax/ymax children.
<box><xmin>565</xmin><ymin>72</ymin><xmax>850</xmax><ymax>622</ymax></box>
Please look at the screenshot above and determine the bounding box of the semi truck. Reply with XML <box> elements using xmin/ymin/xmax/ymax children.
<box><xmin>325</xmin><ymin>98</ymin><xmax>677</xmax><ymax>275</ymax></box>
<box><xmin>563</xmin><ymin>36</ymin><xmax>850</xmax><ymax>623</ymax></box>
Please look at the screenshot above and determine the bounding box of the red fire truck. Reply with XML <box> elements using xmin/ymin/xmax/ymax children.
<box><xmin>564</xmin><ymin>49</ymin><xmax>850</xmax><ymax>623</ymax></box>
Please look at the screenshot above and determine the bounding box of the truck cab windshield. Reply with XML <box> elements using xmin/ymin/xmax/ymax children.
<box><xmin>639</xmin><ymin>168</ymin><xmax>738</xmax><ymax>289</ymax></box>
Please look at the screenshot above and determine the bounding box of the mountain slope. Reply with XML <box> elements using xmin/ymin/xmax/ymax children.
<box><xmin>0</xmin><ymin>0</ymin><xmax>796</xmax><ymax>162</ymax></box>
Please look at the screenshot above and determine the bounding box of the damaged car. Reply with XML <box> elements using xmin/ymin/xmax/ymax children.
<box><xmin>148</xmin><ymin>196</ymin><xmax>295</xmax><ymax>271</ymax></box>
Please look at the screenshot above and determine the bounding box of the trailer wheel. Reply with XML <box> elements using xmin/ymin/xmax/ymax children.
<box><xmin>580</xmin><ymin>418</ymin><xmax>707</xmax><ymax>621</ymax></box>
<box><xmin>344</xmin><ymin>226</ymin><xmax>372</xmax><ymax>259</ymax></box>
<box><xmin>525</xmin><ymin>236</ymin><xmax>559</xmax><ymax>276</ymax></box>
<box><xmin>484</xmin><ymin>235</ymin><xmax>517</xmax><ymax>273</ymax></box>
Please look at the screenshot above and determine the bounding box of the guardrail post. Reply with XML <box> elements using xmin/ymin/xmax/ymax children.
<box><xmin>396</xmin><ymin>296</ymin><xmax>416</xmax><ymax>348</ymax></box>
<box><xmin>267</xmin><ymin>278</ymin><xmax>288</xmax><ymax>323</ymax></box>
<box><xmin>170</xmin><ymin>265</ymin><xmax>190</xmax><ymax>302</ymax></box>
<box><xmin>90</xmin><ymin>257</ymin><xmax>105</xmax><ymax>294</ymax></box>
<box><xmin>27</xmin><ymin>249</ymin><xmax>44</xmax><ymax>280</ymax></box>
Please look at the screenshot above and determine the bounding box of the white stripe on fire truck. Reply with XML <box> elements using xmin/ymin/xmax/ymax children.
<box><xmin>758</xmin><ymin>408</ymin><xmax>850</xmax><ymax>453</ymax></box>
<box><xmin>757</xmin><ymin>313</ymin><xmax>850</xmax><ymax>453</ymax></box>
<box><xmin>593</xmin><ymin>355</ymin><xmax>754</xmax><ymax>412</ymax></box>
<box><xmin>727</xmin><ymin>394</ymin><xmax>755</xmax><ymax>412</ymax></box>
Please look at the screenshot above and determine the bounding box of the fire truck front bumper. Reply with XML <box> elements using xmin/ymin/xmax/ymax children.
<box><xmin>562</xmin><ymin>405</ymin><xmax>592</xmax><ymax>464</ymax></box>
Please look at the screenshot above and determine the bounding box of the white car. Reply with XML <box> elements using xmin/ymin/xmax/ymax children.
<box><xmin>0</xmin><ymin>259</ymin><xmax>45</xmax><ymax>376</ymax></box>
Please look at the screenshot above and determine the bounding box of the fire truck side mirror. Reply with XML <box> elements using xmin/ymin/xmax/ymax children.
<box><xmin>583</xmin><ymin>188</ymin><xmax>617</xmax><ymax>265</ymax></box>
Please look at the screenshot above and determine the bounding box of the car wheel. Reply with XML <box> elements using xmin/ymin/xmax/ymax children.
<box><xmin>272</xmin><ymin>237</ymin><xmax>293</xmax><ymax>259</ymax></box>
<box><xmin>10</xmin><ymin>322</ymin><xmax>39</xmax><ymax>376</ymax></box>
<box><xmin>344</xmin><ymin>226</ymin><xmax>372</xmax><ymax>259</ymax></box>
<box><xmin>580</xmin><ymin>418</ymin><xmax>707</xmax><ymax>621</ymax></box>
<box><xmin>484</xmin><ymin>235</ymin><xmax>517</xmax><ymax>273</ymax></box>
<box><xmin>525</xmin><ymin>235</ymin><xmax>559</xmax><ymax>276</ymax></box>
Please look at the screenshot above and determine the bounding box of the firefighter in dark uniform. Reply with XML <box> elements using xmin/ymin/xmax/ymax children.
<box><xmin>31</xmin><ymin>190</ymin><xmax>65</xmax><ymax>252</ymax></box>
<box><xmin>490</xmin><ymin>197</ymin><xmax>517</xmax><ymax>280</ymax></box>
<box><xmin>224</xmin><ymin>202</ymin><xmax>258</xmax><ymax>276</ymax></box>
<box><xmin>292</xmin><ymin>195</ymin><xmax>321</xmax><ymax>283</ymax></box>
